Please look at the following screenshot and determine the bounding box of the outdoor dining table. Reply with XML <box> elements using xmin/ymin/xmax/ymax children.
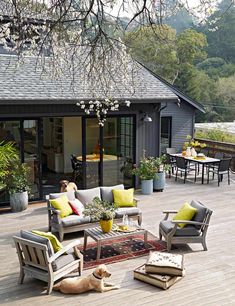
<box><xmin>170</xmin><ymin>153</ymin><xmax>220</xmax><ymax>184</ymax></box>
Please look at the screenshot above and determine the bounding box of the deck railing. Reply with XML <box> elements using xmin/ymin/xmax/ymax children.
<box><xmin>195</xmin><ymin>138</ymin><xmax>235</xmax><ymax>171</ymax></box>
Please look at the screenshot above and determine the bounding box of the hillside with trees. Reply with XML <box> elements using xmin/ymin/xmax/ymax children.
<box><xmin>125</xmin><ymin>0</ymin><xmax>235</xmax><ymax>123</ymax></box>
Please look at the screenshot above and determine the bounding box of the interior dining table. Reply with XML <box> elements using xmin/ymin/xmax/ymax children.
<box><xmin>170</xmin><ymin>153</ymin><xmax>220</xmax><ymax>184</ymax></box>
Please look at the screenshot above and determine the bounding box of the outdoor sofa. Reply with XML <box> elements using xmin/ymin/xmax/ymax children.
<box><xmin>47</xmin><ymin>184</ymin><xmax>142</xmax><ymax>241</ymax></box>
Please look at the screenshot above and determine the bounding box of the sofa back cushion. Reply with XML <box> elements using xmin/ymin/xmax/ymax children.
<box><xmin>190</xmin><ymin>200</ymin><xmax>208</xmax><ymax>229</ymax></box>
<box><xmin>100</xmin><ymin>184</ymin><xmax>124</xmax><ymax>203</ymax></box>
<box><xmin>49</xmin><ymin>191</ymin><xmax>75</xmax><ymax>201</ymax></box>
<box><xmin>75</xmin><ymin>187</ymin><xmax>101</xmax><ymax>206</ymax></box>
<box><xmin>20</xmin><ymin>230</ymin><xmax>54</xmax><ymax>257</ymax></box>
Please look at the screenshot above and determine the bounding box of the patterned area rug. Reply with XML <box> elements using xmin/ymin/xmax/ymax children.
<box><xmin>78</xmin><ymin>233</ymin><xmax>166</xmax><ymax>270</ymax></box>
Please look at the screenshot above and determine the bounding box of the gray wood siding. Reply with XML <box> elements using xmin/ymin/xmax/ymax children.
<box><xmin>161</xmin><ymin>100</ymin><xmax>195</xmax><ymax>152</ymax></box>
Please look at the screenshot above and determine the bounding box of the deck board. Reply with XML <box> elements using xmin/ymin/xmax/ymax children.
<box><xmin>0</xmin><ymin>176</ymin><xmax>235</xmax><ymax>305</ymax></box>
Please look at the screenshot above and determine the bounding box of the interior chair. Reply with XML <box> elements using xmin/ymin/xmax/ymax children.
<box><xmin>13</xmin><ymin>231</ymin><xmax>83</xmax><ymax>294</ymax></box>
<box><xmin>175</xmin><ymin>156</ymin><xmax>197</xmax><ymax>183</ymax></box>
<box><xmin>166</xmin><ymin>147</ymin><xmax>176</xmax><ymax>154</ymax></box>
<box><xmin>71</xmin><ymin>154</ymin><xmax>83</xmax><ymax>182</ymax></box>
<box><xmin>159</xmin><ymin>200</ymin><xmax>213</xmax><ymax>251</ymax></box>
<box><xmin>207</xmin><ymin>158</ymin><xmax>231</xmax><ymax>186</ymax></box>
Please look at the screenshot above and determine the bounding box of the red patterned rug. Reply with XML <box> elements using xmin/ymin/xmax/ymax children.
<box><xmin>78</xmin><ymin>233</ymin><xmax>166</xmax><ymax>270</ymax></box>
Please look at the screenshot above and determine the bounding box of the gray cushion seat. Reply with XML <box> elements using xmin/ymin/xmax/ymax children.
<box><xmin>61</xmin><ymin>215</ymin><xmax>91</xmax><ymax>227</ymax></box>
<box><xmin>115</xmin><ymin>207</ymin><xmax>141</xmax><ymax>218</ymax></box>
<box><xmin>52</xmin><ymin>253</ymin><xmax>75</xmax><ymax>271</ymax></box>
<box><xmin>160</xmin><ymin>220</ymin><xmax>201</xmax><ymax>236</ymax></box>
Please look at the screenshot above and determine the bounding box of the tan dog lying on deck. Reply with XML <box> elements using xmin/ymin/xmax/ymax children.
<box><xmin>60</xmin><ymin>180</ymin><xmax>78</xmax><ymax>193</ymax></box>
<box><xmin>53</xmin><ymin>264</ymin><xmax>120</xmax><ymax>294</ymax></box>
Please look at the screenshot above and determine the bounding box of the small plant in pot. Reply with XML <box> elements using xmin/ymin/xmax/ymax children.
<box><xmin>6</xmin><ymin>161</ymin><xmax>30</xmax><ymax>212</ymax></box>
<box><xmin>132</xmin><ymin>157</ymin><xmax>156</xmax><ymax>195</ymax></box>
<box><xmin>83</xmin><ymin>197</ymin><xmax>117</xmax><ymax>233</ymax></box>
<box><xmin>151</xmin><ymin>155</ymin><xmax>171</xmax><ymax>192</ymax></box>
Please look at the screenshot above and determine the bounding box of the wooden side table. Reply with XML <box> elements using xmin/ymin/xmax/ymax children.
<box><xmin>83</xmin><ymin>226</ymin><xmax>148</xmax><ymax>261</ymax></box>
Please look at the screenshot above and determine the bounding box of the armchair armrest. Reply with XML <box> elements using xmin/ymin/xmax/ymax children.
<box><xmin>48</xmin><ymin>239</ymin><xmax>81</xmax><ymax>263</ymax></box>
<box><xmin>133</xmin><ymin>198</ymin><xmax>139</xmax><ymax>207</ymax></box>
<box><xmin>48</xmin><ymin>207</ymin><xmax>60</xmax><ymax>215</ymax></box>
<box><xmin>162</xmin><ymin>210</ymin><xmax>178</xmax><ymax>221</ymax></box>
<box><xmin>171</xmin><ymin>220</ymin><xmax>209</xmax><ymax>226</ymax></box>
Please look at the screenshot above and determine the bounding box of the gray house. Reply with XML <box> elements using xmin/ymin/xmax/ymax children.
<box><xmin>0</xmin><ymin>54</ymin><xmax>204</xmax><ymax>204</ymax></box>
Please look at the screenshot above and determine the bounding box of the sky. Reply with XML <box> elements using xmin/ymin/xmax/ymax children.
<box><xmin>107</xmin><ymin>0</ymin><xmax>219</xmax><ymax>19</ymax></box>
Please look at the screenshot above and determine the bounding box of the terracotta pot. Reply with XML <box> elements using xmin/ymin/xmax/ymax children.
<box><xmin>99</xmin><ymin>219</ymin><xmax>113</xmax><ymax>233</ymax></box>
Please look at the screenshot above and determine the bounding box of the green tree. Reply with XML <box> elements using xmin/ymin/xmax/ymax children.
<box><xmin>125</xmin><ymin>25</ymin><xmax>179</xmax><ymax>82</ymax></box>
<box><xmin>199</xmin><ymin>1</ymin><xmax>235</xmax><ymax>63</ymax></box>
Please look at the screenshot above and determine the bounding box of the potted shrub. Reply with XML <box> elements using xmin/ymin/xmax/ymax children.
<box><xmin>83</xmin><ymin>197</ymin><xmax>117</xmax><ymax>233</ymax></box>
<box><xmin>132</xmin><ymin>157</ymin><xmax>156</xmax><ymax>195</ymax></box>
<box><xmin>152</xmin><ymin>155</ymin><xmax>170</xmax><ymax>192</ymax></box>
<box><xmin>6</xmin><ymin>161</ymin><xmax>30</xmax><ymax>212</ymax></box>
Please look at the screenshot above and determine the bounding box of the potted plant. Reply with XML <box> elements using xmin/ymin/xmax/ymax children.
<box><xmin>6</xmin><ymin>161</ymin><xmax>30</xmax><ymax>212</ymax></box>
<box><xmin>83</xmin><ymin>197</ymin><xmax>117</xmax><ymax>233</ymax></box>
<box><xmin>132</xmin><ymin>157</ymin><xmax>156</xmax><ymax>195</ymax></box>
<box><xmin>152</xmin><ymin>155</ymin><xmax>170</xmax><ymax>192</ymax></box>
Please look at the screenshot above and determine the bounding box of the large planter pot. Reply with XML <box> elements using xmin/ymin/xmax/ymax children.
<box><xmin>141</xmin><ymin>179</ymin><xmax>153</xmax><ymax>195</ymax></box>
<box><xmin>99</xmin><ymin>219</ymin><xmax>113</xmax><ymax>233</ymax></box>
<box><xmin>153</xmin><ymin>172</ymin><xmax>166</xmax><ymax>192</ymax></box>
<box><xmin>10</xmin><ymin>191</ymin><xmax>28</xmax><ymax>212</ymax></box>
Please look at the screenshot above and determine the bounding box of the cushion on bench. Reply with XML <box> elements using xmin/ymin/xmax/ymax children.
<box><xmin>115</xmin><ymin>207</ymin><xmax>141</xmax><ymax>218</ymax></box>
<box><xmin>75</xmin><ymin>187</ymin><xmax>101</xmax><ymax>206</ymax></box>
<box><xmin>21</xmin><ymin>230</ymin><xmax>54</xmax><ymax>256</ymax></box>
<box><xmin>100</xmin><ymin>184</ymin><xmax>124</xmax><ymax>203</ymax></box>
<box><xmin>160</xmin><ymin>221</ymin><xmax>200</xmax><ymax>236</ymax></box>
<box><xmin>61</xmin><ymin>215</ymin><xmax>91</xmax><ymax>227</ymax></box>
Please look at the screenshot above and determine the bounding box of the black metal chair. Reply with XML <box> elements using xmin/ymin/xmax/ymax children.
<box><xmin>207</xmin><ymin>158</ymin><xmax>231</xmax><ymax>186</ymax></box>
<box><xmin>71</xmin><ymin>154</ymin><xmax>83</xmax><ymax>182</ymax></box>
<box><xmin>175</xmin><ymin>156</ymin><xmax>197</xmax><ymax>183</ymax></box>
<box><xmin>166</xmin><ymin>153</ymin><xmax>176</xmax><ymax>178</ymax></box>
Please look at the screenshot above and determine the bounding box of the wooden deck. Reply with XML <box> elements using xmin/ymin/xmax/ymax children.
<box><xmin>1</xmin><ymin>175</ymin><xmax>235</xmax><ymax>306</ymax></box>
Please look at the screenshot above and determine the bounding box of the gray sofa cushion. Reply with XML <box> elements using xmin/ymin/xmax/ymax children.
<box><xmin>115</xmin><ymin>207</ymin><xmax>141</xmax><ymax>218</ymax></box>
<box><xmin>160</xmin><ymin>221</ymin><xmax>200</xmax><ymax>236</ymax></box>
<box><xmin>52</xmin><ymin>253</ymin><xmax>75</xmax><ymax>271</ymax></box>
<box><xmin>100</xmin><ymin>184</ymin><xmax>124</xmax><ymax>203</ymax></box>
<box><xmin>61</xmin><ymin>215</ymin><xmax>91</xmax><ymax>227</ymax></box>
<box><xmin>190</xmin><ymin>200</ymin><xmax>207</xmax><ymax>229</ymax></box>
<box><xmin>49</xmin><ymin>191</ymin><xmax>75</xmax><ymax>201</ymax></box>
<box><xmin>75</xmin><ymin>187</ymin><xmax>101</xmax><ymax>205</ymax></box>
<box><xmin>20</xmin><ymin>230</ymin><xmax>54</xmax><ymax>256</ymax></box>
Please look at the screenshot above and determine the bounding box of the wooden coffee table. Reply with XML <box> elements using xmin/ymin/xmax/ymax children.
<box><xmin>83</xmin><ymin>226</ymin><xmax>149</xmax><ymax>261</ymax></box>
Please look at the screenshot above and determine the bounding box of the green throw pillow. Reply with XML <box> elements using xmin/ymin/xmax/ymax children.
<box><xmin>50</xmin><ymin>194</ymin><xmax>73</xmax><ymax>218</ymax></box>
<box><xmin>173</xmin><ymin>202</ymin><xmax>197</xmax><ymax>228</ymax></box>
<box><xmin>113</xmin><ymin>188</ymin><xmax>135</xmax><ymax>207</ymax></box>
<box><xmin>32</xmin><ymin>230</ymin><xmax>63</xmax><ymax>253</ymax></box>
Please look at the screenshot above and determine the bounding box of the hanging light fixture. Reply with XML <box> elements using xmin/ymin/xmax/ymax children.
<box><xmin>143</xmin><ymin>113</ymin><xmax>152</xmax><ymax>123</ymax></box>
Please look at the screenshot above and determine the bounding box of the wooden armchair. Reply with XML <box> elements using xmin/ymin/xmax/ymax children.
<box><xmin>159</xmin><ymin>200</ymin><xmax>213</xmax><ymax>251</ymax></box>
<box><xmin>13</xmin><ymin>231</ymin><xmax>83</xmax><ymax>294</ymax></box>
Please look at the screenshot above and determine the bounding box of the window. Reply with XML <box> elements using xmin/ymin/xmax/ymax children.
<box><xmin>161</xmin><ymin>117</ymin><xmax>172</xmax><ymax>154</ymax></box>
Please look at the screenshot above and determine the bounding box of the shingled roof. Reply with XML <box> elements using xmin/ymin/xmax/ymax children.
<box><xmin>0</xmin><ymin>54</ymin><xmax>178</xmax><ymax>104</ymax></box>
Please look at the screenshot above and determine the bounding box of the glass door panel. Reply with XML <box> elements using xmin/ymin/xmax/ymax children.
<box><xmin>23</xmin><ymin>120</ymin><xmax>40</xmax><ymax>199</ymax></box>
<box><xmin>85</xmin><ymin>118</ymin><xmax>100</xmax><ymax>188</ymax></box>
<box><xmin>0</xmin><ymin>121</ymin><xmax>21</xmax><ymax>204</ymax></box>
<box><xmin>103</xmin><ymin>117</ymin><xmax>134</xmax><ymax>187</ymax></box>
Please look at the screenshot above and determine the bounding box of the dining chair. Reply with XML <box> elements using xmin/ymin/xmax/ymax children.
<box><xmin>166</xmin><ymin>153</ymin><xmax>176</xmax><ymax>178</ymax></box>
<box><xmin>175</xmin><ymin>156</ymin><xmax>197</xmax><ymax>183</ymax></box>
<box><xmin>207</xmin><ymin>158</ymin><xmax>231</xmax><ymax>186</ymax></box>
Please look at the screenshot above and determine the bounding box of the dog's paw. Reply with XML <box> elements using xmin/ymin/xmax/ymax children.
<box><xmin>113</xmin><ymin>285</ymin><xmax>120</xmax><ymax>290</ymax></box>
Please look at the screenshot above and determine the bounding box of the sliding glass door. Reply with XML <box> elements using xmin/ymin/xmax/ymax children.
<box><xmin>84</xmin><ymin>115</ymin><xmax>135</xmax><ymax>189</ymax></box>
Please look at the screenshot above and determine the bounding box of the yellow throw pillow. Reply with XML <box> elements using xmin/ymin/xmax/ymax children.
<box><xmin>32</xmin><ymin>230</ymin><xmax>63</xmax><ymax>253</ymax></box>
<box><xmin>50</xmin><ymin>195</ymin><xmax>73</xmax><ymax>218</ymax></box>
<box><xmin>173</xmin><ymin>202</ymin><xmax>197</xmax><ymax>228</ymax></box>
<box><xmin>113</xmin><ymin>188</ymin><xmax>135</xmax><ymax>207</ymax></box>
